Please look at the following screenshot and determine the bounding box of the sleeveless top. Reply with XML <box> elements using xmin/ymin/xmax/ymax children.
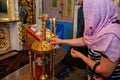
<box><xmin>87</xmin><ymin>49</ymin><xmax>120</xmax><ymax>79</ymax></box>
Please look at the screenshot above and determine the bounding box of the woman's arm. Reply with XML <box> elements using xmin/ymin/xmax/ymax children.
<box><xmin>96</xmin><ymin>56</ymin><xmax>118</xmax><ymax>78</ymax></box>
<box><xmin>50</xmin><ymin>37</ymin><xmax>86</xmax><ymax>47</ymax></box>
<box><xmin>71</xmin><ymin>48</ymin><xmax>119</xmax><ymax>78</ymax></box>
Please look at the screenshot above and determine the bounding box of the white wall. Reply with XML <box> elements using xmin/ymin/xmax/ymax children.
<box><xmin>10</xmin><ymin>22</ymin><xmax>23</xmax><ymax>50</ymax></box>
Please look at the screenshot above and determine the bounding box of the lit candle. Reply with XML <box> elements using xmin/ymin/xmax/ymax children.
<box><xmin>50</xmin><ymin>18</ymin><xmax>52</xmax><ymax>31</ymax></box>
<box><xmin>53</xmin><ymin>18</ymin><xmax>56</xmax><ymax>35</ymax></box>
<box><xmin>50</xmin><ymin>18</ymin><xmax>52</xmax><ymax>38</ymax></box>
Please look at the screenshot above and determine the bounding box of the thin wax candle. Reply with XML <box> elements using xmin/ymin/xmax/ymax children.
<box><xmin>53</xmin><ymin>18</ymin><xmax>56</xmax><ymax>35</ymax></box>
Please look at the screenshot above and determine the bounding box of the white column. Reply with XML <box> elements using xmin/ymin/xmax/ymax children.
<box><xmin>73</xmin><ymin>5</ymin><xmax>81</xmax><ymax>38</ymax></box>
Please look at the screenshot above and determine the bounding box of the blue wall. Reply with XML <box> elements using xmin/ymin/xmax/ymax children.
<box><xmin>46</xmin><ymin>20</ymin><xmax>73</xmax><ymax>51</ymax></box>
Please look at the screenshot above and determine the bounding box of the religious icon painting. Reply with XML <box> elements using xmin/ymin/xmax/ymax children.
<box><xmin>50</xmin><ymin>0</ymin><xmax>59</xmax><ymax>9</ymax></box>
<box><xmin>66</xmin><ymin>0</ymin><xmax>74</xmax><ymax>18</ymax></box>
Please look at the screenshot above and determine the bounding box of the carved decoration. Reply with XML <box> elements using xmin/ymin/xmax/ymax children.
<box><xmin>18</xmin><ymin>24</ymin><xmax>26</xmax><ymax>48</ymax></box>
<box><xmin>0</xmin><ymin>24</ymin><xmax>11</xmax><ymax>53</ymax></box>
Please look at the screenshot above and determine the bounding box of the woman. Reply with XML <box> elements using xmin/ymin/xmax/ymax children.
<box><xmin>51</xmin><ymin>0</ymin><xmax>120</xmax><ymax>79</ymax></box>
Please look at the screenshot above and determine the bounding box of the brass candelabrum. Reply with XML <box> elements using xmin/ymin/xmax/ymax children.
<box><xmin>31</xmin><ymin>14</ymin><xmax>57</xmax><ymax>80</ymax></box>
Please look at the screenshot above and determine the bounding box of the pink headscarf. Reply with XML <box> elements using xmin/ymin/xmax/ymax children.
<box><xmin>83</xmin><ymin>0</ymin><xmax>120</xmax><ymax>62</ymax></box>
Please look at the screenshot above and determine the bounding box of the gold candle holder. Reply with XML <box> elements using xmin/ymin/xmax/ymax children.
<box><xmin>31</xmin><ymin>14</ymin><xmax>58</xmax><ymax>80</ymax></box>
<box><xmin>41</xmin><ymin>14</ymin><xmax>48</xmax><ymax>40</ymax></box>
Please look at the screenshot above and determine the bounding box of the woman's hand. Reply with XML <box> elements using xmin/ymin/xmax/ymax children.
<box><xmin>50</xmin><ymin>37</ymin><xmax>62</xmax><ymax>45</ymax></box>
<box><xmin>71</xmin><ymin>48</ymin><xmax>82</xmax><ymax>58</ymax></box>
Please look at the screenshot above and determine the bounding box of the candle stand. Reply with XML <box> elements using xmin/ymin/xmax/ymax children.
<box><xmin>31</xmin><ymin>14</ymin><xmax>58</xmax><ymax>80</ymax></box>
